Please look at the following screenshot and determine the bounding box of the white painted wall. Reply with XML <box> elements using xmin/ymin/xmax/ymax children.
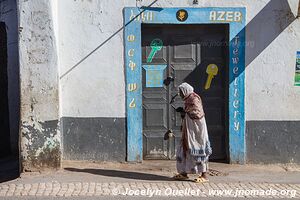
<box><xmin>245</xmin><ymin>0</ymin><xmax>300</xmax><ymax>120</ymax></box>
<box><xmin>19</xmin><ymin>0</ymin><xmax>60</xmax><ymax>167</ymax></box>
<box><xmin>19</xmin><ymin>0</ymin><xmax>59</xmax><ymax>121</ymax></box>
<box><xmin>58</xmin><ymin>0</ymin><xmax>300</xmax><ymax>120</ymax></box>
<box><xmin>0</xmin><ymin>0</ymin><xmax>19</xmax><ymax>153</ymax></box>
<box><xmin>58</xmin><ymin>0</ymin><xmax>126</xmax><ymax>118</ymax></box>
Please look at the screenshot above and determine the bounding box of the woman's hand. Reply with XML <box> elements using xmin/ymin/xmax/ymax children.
<box><xmin>175</xmin><ymin>107</ymin><xmax>185</xmax><ymax>113</ymax></box>
<box><xmin>176</xmin><ymin>107</ymin><xmax>186</xmax><ymax>119</ymax></box>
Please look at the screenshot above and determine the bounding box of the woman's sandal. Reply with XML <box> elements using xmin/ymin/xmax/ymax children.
<box><xmin>194</xmin><ymin>177</ymin><xmax>209</xmax><ymax>183</ymax></box>
<box><xmin>173</xmin><ymin>173</ymin><xmax>189</xmax><ymax>180</ymax></box>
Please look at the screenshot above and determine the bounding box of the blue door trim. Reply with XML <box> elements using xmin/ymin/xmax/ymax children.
<box><xmin>124</xmin><ymin>7</ymin><xmax>246</xmax><ymax>164</ymax></box>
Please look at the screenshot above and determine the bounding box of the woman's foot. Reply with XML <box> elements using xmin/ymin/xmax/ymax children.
<box><xmin>194</xmin><ymin>172</ymin><xmax>209</xmax><ymax>183</ymax></box>
<box><xmin>173</xmin><ymin>173</ymin><xmax>189</xmax><ymax>180</ymax></box>
<box><xmin>194</xmin><ymin>176</ymin><xmax>209</xmax><ymax>183</ymax></box>
<box><xmin>201</xmin><ymin>172</ymin><xmax>208</xmax><ymax>179</ymax></box>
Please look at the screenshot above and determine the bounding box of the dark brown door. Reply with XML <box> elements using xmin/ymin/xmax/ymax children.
<box><xmin>142</xmin><ymin>24</ymin><xmax>229</xmax><ymax>162</ymax></box>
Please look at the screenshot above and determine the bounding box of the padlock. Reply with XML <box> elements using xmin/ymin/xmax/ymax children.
<box><xmin>168</xmin><ymin>130</ymin><xmax>174</xmax><ymax>138</ymax></box>
<box><xmin>164</xmin><ymin>129</ymin><xmax>174</xmax><ymax>140</ymax></box>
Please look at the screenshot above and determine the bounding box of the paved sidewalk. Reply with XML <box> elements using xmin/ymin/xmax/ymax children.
<box><xmin>0</xmin><ymin>160</ymin><xmax>299</xmax><ymax>198</ymax></box>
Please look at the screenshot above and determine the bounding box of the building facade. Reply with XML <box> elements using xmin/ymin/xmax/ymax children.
<box><xmin>1</xmin><ymin>0</ymin><xmax>300</xmax><ymax>171</ymax></box>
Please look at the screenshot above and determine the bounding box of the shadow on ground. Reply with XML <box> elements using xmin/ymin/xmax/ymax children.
<box><xmin>0</xmin><ymin>156</ymin><xmax>19</xmax><ymax>183</ymax></box>
<box><xmin>64</xmin><ymin>167</ymin><xmax>173</xmax><ymax>181</ymax></box>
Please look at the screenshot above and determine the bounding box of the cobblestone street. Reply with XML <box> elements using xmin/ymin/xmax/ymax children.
<box><xmin>1</xmin><ymin>161</ymin><xmax>300</xmax><ymax>199</ymax></box>
<box><xmin>0</xmin><ymin>181</ymin><xmax>299</xmax><ymax>198</ymax></box>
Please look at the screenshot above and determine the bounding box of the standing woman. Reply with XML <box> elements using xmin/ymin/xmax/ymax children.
<box><xmin>173</xmin><ymin>82</ymin><xmax>212</xmax><ymax>183</ymax></box>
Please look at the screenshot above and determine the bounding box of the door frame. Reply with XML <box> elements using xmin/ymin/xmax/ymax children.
<box><xmin>124</xmin><ymin>7</ymin><xmax>246</xmax><ymax>164</ymax></box>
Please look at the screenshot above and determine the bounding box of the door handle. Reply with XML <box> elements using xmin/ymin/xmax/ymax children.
<box><xmin>163</xmin><ymin>76</ymin><xmax>174</xmax><ymax>86</ymax></box>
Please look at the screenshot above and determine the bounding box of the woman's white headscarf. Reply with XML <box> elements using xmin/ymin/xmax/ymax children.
<box><xmin>178</xmin><ymin>82</ymin><xmax>194</xmax><ymax>98</ymax></box>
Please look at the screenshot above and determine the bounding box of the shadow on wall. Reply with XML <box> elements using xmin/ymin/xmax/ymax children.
<box><xmin>298</xmin><ymin>1</ymin><xmax>300</xmax><ymax>17</ymax></box>
<box><xmin>0</xmin><ymin>22</ymin><xmax>10</xmax><ymax>158</ymax></box>
<box><xmin>0</xmin><ymin>0</ymin><xmax>20</xmax><ymax>181</ymax></box>
<box><xmin>0</xmin><ymin>156</ymin><xmax>19</xmax><ymax>183</ymax></box>
<box><xmin>245</xmin><ymin>0</ymin><xmax>296</xmax><ymax>67</ymax></box>
<box><xmin>60</xmin><ymin>0</ymin><xmax>160</xmax><ymax>79</ymax></box>
<box><xmin>0</xmin><ymin>0</ymin><xmax>20</xmax><ymax>156</ymax></box>
<box><xmin>60</xmin><ymin>0</ymin><xmax>297</xmax><ymax>84</ymax></box>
